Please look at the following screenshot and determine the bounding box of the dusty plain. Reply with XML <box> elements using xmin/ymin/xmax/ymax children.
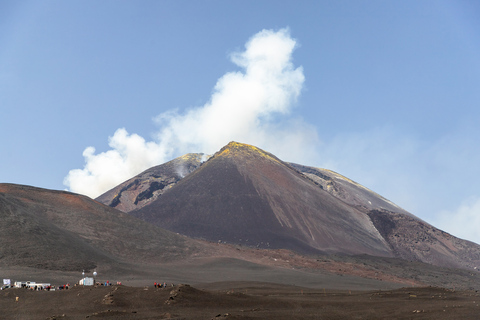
<box><xmin>1</xmin><ymin>282</ymin><xmax>480</xmax><ymax>320</ymax></box>
<box><xmin>2</xmin><ymin>254</ymin><xmax>480</xmax><ymax>320</ymax></box>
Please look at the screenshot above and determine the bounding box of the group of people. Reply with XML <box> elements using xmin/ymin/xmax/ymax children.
<box><xmin>22</xmin><ymin>284</ymin><xmax>66</xmax><ymax>291</ymax></box>
<box><xmin>154</xmin><ymin>282</ymin><xmax>172</xmax><ymax>288</ymax></box>
<box><xmin>57</xmin><ymin>284</ymin><xmax>70</xmax><ymax>290</ymax></box>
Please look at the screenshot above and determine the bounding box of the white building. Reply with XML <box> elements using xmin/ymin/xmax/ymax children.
<box><xmin>79</xmin><ymin>277</ymin><xmax>94</xmax><ymax>286</ymax></box>
<box><xmin>14</xmin><ymin>281</ymin><xmax>50</xmax><ymax>289</ymax></box>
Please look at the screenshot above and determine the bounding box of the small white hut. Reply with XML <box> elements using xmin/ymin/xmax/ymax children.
<box><xmin>79</xmin><ymin>277</ymin><xmax>94</xmax><ymax>286</ymax></box>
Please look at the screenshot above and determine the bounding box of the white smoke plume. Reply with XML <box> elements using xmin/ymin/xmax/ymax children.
<box><xmin>64</xmin><ymin>128</ymin><xmax>166</xmax><ymax>198</ymax></box>
<box><xmin>174</xmin><ymin>163</ymin><xmax>189</xmax><ymax>179</ymax></box>
<box><xmin>64</xmin><ymin>28</ymin><xmax>318</xmax><ymax>198</ymax></box>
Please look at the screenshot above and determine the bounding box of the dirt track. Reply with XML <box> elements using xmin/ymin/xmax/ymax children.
<box><xmin>1</xmin><ymin>283</ymin><xmax>479</xmax><ymax>319</ymax></box>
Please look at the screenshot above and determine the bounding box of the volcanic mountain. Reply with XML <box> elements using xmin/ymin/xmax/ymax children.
<box><xmin>0</xmin><ymin>183</ymin><xmax>209</xmax><ymax>272</ymax></box>
<box><xmin>126</xmin><ymin>142</ymin><xmax>480</xmax><ymax>270</ymax></box>
<box><xmin>2</xmin><ymin>142</ymin><xmax>480</xmax><ymax>291</ymax></box>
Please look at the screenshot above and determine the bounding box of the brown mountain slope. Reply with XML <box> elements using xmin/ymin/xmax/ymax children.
<box><xmin>0</xmin><ymin>186</ymin><xmax>112</xmax><ymax>271</ymax></box>
<box><xmin>96</xmin><ymin>153</ymin><xmax>207</xmax><ymax>212</ymax></box>
<box><xmin>366</xmin><ymin>209</ymin><xmax>480</xmax><ymax>269</ymax></box>
<box><xmin>132</xmin><ymin>142</ymin><xmax>392</xmax><ymax>256</ymax></box>
<box><xmin>288</xmin><ymin>164</ymin><xmax>412</xmax><ymax>216</ymax></box>
<box><xmin>0</xmin><ymin>184</ymin><xmax>209</xmax><ymax>271</ymax></box>
<box><xmin>131</xmin><ymin>142</ymin><xmax>480</xmax><ymax>270</ymax></box>
<box><xmin>287</xmin><ymin>164</ymin><xmax>480</xmax><ymax>269</ymax></box>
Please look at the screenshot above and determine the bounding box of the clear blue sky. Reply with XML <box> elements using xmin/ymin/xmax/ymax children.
<box><xmin>1</xmin><ymin>0</ymin><xmax>480</xmax><ymax>243</ymax></box>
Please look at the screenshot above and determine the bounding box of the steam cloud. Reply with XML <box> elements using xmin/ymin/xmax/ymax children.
<box><xmin>64</xmin><ymin>28</ymin><xmax>319</xmax><ymax>198</ymax></box>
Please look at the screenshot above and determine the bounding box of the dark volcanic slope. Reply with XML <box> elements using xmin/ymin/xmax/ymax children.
<box><xmin>132</xmin><ymin>142</ymin><xmax>480</xmax><ymax>270</ymax></box>
<box><xmin>0</xmin><ymin>184</ymin><xmax>208</xmax><ymax>271</ymax></box>
<box><xmin>96</xmin><ymin>153</ymin><xmax>207</xmax><ymax>212</ymax></box>
<box><xmin>132</xmin><ymin>142</ymin><xmax>392</xmax><ymax>256</ymax></box>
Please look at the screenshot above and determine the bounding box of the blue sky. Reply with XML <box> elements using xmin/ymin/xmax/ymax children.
<box><xmin>1</xmin><ymin>1</ymin><xmax>480</xmax><ymax>243</ymax></box>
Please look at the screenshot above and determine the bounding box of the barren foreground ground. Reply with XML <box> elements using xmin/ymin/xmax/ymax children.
<box><xmin>1</xmin><ymin>283</ymin><xmax>479</xmax><ymax>320</ymax></box>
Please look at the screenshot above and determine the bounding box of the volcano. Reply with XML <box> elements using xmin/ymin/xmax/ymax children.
<box><xmin>125</xmin><ymin>142</ymin><xmax>480</xmax><ymax>270</ymax></box>
<box><xmin>131</xmin><ymin>142</ymin><xmax>391</xmax><ymax>256</ymax></box>
<box><xmin>2</xmin><ymin>142</ymin><xmax>480</xmax><ymax>291</ymax></box>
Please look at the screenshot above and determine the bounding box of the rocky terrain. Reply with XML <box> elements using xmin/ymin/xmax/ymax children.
<box><xmin>1</xmin><ymin>283</ymin><xmax>479</xmax><ymax>320</ymax></box>
<box><xmin>2</xmin><ymin>141</ymin><xmax>480</xmax><ymax>319</ymax></box>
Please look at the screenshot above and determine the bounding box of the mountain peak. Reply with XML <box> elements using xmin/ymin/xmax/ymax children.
<box><xmin>132</xmin><ymin>141</ymin><xmax>394</xmax><ymax>256</ymax></box>
<box><xmin>216</xmin><ymin>141</ymin><xmax>283</xmax><ymax>165</ymax></box>
<box><xmin>95</xmin><ymin>153</ymin><xmax>206</xmax><ymax>212</ymax></box>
